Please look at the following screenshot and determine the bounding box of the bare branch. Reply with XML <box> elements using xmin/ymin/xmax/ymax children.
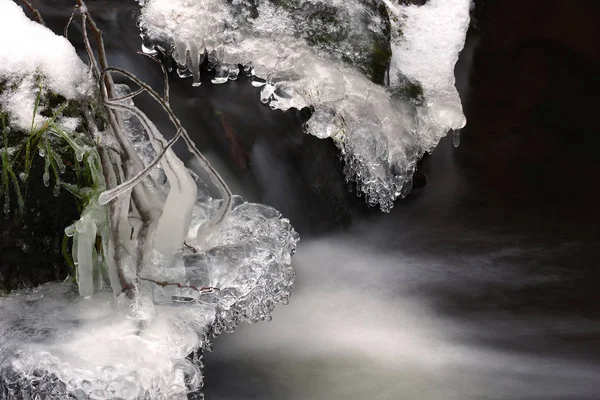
<box><xmin>18</xmin><ymin>0</ymin><xmax>45</xmax><ymax>26</ymax></box>
<box><xmin>64</xmin><ymin>5</ymin><xmax>80</xmax><ymax>39</ymax></box>
<box><xmin>137</xmin><ymin>51</ymin><xmax>170</xmax><ymax>105</ymax></box>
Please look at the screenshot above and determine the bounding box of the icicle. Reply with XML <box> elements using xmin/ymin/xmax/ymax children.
<box><xmin>65</xmin><ymin>224</ymin><xmax>76</xmax><ymax>237</ymax></box>
<box><xmin>75</xmin><ymin>217</ymin><xmax>97</xmax><ymax>298</ymax></box>
<box><xmin>43</xmin><ymin>154</ymin><xmax>50</xmax><ymax>187</ymax></box>
<box><xmin>212</xmin><ymin>64</ymin><xmax>229</xmax><ymax>84</ymax></box>
<box><xmin>189</xmin><ymin>41</ymin><xmax>205</xmax><ymax>87</ymax></box>
<box><xmin>453</xmin><ymin>129</ymin><xmax>461</xmax><ymax>147</ymax></box>
<box><xmin>55</xmin><ymin>155</ymin><xmax>66</xmax><ymax>174</ymax></box>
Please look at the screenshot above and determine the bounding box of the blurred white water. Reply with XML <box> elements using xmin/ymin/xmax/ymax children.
<box><xmin>203</xmin><ymin>230</ymin><xmax>600</xmax><ymax>400</ymax></box>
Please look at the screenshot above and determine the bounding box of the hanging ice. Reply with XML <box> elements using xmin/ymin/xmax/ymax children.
<box><xmin>138</xmin><ymin>0</ymin><xmax>472</xmax><ymax>211</ymax></box>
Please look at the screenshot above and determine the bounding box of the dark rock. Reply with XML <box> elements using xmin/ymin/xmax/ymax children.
<box><xmin>396</xmin><ymin>0</ymin><xmax>428</xmax><ymax>5</ymax></box>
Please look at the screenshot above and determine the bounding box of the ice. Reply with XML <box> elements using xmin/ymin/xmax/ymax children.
<box><xmin>138</xmin><ymin>0</ymin><xmax>471</xmax><ymax>211</ymax></box>
<box><xmin>0</xmin><ymin>0</ymin><xmax>91</xmax><ymax>131</ymax></box>
<box><xmin>0</xmin><ymin>190</ymin><xmax>298</xmax><ymax>398</ymax></box>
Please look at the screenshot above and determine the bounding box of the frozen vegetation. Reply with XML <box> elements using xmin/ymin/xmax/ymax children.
<box><xmin>138</xmin><ymin>0</ymin><xmax>471</xmax><ymax>211</ymax></box>
<box><xmin>0</xmin><ymin>0</ymin><xmax>297</xmax><ymax>398</ymax></box>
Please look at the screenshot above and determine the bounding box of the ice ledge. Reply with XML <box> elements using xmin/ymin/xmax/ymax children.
<box><xmin>0</xmin><ymin>197</ymin><xmax>298</xmax><ymax>399</ymax></box>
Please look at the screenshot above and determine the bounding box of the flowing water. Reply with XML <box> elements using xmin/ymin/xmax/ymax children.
<box><xmin>20</xmin><ymin>1</ymin><xmax>600</xmax><ymax>399</ymax></box>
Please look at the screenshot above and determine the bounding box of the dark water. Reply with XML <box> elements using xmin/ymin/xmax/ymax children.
<box><xmin>23</xmin><ymin>1</ymin><xmax>600</xmax><ymax>399</ymax></box>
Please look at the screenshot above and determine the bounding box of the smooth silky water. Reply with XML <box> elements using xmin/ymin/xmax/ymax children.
<box><xmin>21</xmin><ymin>1</ymin><xmax>600</xmax><ymax>399</ymax></box>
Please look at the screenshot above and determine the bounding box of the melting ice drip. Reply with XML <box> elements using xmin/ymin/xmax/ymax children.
<box><xmin>137</xmin><ymin>0</ymin><xmax>471</xmax><ymax>211</ymax></box>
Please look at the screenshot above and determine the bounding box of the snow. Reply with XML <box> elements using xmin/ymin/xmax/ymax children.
<box><xmin>138</xmin><ymin>0</ymin><xmax>471</xmax><ymax>211</ymax></box>
<box><xmin>0</xmin><ymin>0</ymin><xmax>91</xmax><ymax>130</ymax></box>
<box><xmin>386</xmin><ymin>0</ymin><xmax>470</xmax><ymax>135</ymax></box>
<box><xmin>0</xmin><ymin>5</ymin><xmax>299</xmax><ymax>397</ymax></box>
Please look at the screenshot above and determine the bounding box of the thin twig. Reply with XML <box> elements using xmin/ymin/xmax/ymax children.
<box><xmin>18</xmin><ymin>0</ymin><xmax>45</xmax><ymax>26</ymax></box>
<box><xmin>76</xmin><ymin>0</ymin><xmax>114</xmax><ymax>98</ymax></box>
<box><xmin>139</xmin><ymin>277</ymin><xmax>219</xmax><ymax>293</ymax></box>
<box><xmin>80</xmin><ymin>13</ymin><xmax>101</xmax><ymax>81</ymax></box>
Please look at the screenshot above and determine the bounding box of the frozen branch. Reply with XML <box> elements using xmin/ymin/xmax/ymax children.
<box><xmin>18</xmin><ymin>0</ymin><xmax>45</xmax><ymax>26</ymax></box>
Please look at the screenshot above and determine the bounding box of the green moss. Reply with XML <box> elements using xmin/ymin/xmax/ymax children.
<box><xmin>227</xmin><ymin>0</ymin><xmax>393</xmax><ymax>84</ymax></box>
<box><xmin>367</xmin><ymin>40</ymin><xmax>392</xmax><ymax>85</ymax></box>
<box><xmin>389</xmin><ymin>74</ymin><xmax>425</xmax><ymax>105</ymax></box>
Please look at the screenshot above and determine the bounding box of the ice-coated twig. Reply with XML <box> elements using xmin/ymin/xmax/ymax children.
<box><xmin>97</xmin><ymin>121</ymin><xmax>182</xmax><ymax>205</ymax></box>
<box><xmin>112</xmin><ymin>88</ymin><xmax>145</xmax><ymax>102</ymax></box>
<box><xmin>139</xmin><ymin>277</ymin><xmax>220</xmax><ymax>294</ymax></box>
<box><xmin>105</xmin><ymin>99</ymin><xmax>196</xmax><ymax>260</ymax></box>
<box><xmin>99</xmin><ymin>67</ymin><xmax>233</xmax><ymax>240</ymax></box>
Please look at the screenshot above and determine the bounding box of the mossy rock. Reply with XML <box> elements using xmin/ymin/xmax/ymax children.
<box><xmin>231</xmin><ymin>0</ymin><xmax>393</xmax><ymax>85</ymax></box>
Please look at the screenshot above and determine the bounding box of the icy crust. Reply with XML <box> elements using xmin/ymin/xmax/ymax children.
<box><xmin>0</xmin><ymin>0</ymin><xmax>91</xmax><ymax>131</ymax></box>
<box><xmin>0</xmin><ymin>196</ymin><xmax>298</xmax><ymax>399</ymax></box>
<box><xmin>138</xmin><ymin>0</ymin><xmax>470</xmax><ymax>211</ymax></box>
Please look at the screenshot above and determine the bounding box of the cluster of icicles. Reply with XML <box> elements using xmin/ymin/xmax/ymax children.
<box><xmin>137</xmin><ymin>0</ymin><xmax>468</xmax><ymax>212</ymax></box>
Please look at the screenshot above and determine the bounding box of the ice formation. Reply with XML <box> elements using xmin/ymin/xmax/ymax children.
<box><xmin>0</xmin><ymin>1</ymin><xmax>298</xmax><ymax>398</ymax></box>
<box><xmin>138</xmin><ymin>0</ymin><xmax>471</xmax><ymax>211</ymax></box>
<box><xmin>0</xmin><ymin>194</ymin><xmax>297</xmax><ymax>399</ymax></box>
